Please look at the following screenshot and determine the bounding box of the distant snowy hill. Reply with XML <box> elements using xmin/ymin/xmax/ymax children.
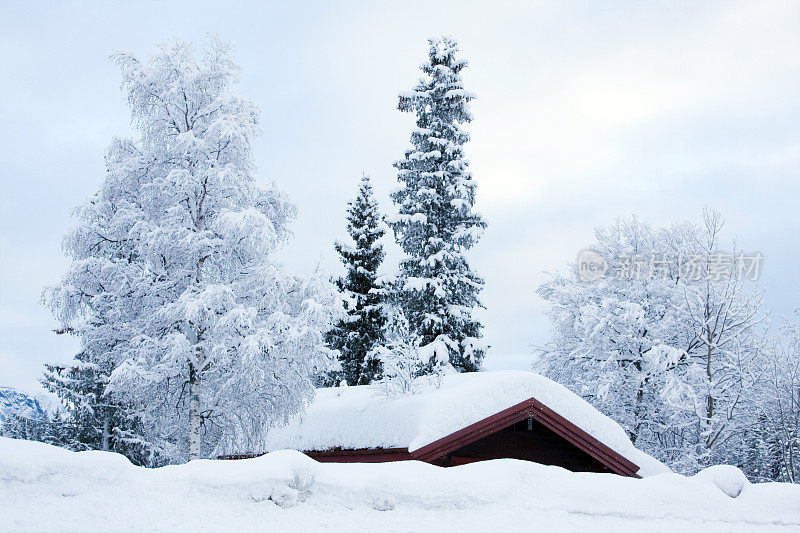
<box><xmin>0</xmin><ymin>387</ymin><xmax>46</xmax><ymax>424</ymax></box>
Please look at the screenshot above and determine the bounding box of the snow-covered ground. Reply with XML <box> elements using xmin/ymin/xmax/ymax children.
<box><xmin>2</xmin><ymin>437</ymin><xmax>798</xmax><ymax>532</ymax></box>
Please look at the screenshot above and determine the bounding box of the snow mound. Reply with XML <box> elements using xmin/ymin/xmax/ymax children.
<box><xmin>263</xmin><ymin>370</ymin><xmax>669</xmax><ymax>477</ymax></box>
<box><xmin>2</xmin><ymin>438</ymin><xmax>799</xmax><ymax>532</ymax></box>
<box><xmin>693</xmin><ymin>465</ymin><xmax>750</xmax><ymax>498</ymax></box>
<box><xmin>270</xmin><ymin>482</ymin><xmax>299</xmax><ymax>508</ymax></box>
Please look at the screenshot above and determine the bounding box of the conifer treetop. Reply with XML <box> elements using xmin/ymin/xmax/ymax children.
<box><xmin>389</xmin><ymin>36</ymin><xmax>486</xmax><ymax>373</ymax></box>
<box><xmin>326</xmin><ymin>174</ymin><xmax>387</xmax><ymax>386</ymax></box>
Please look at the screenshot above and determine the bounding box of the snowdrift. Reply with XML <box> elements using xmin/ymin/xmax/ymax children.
<box><xmin>2</xmin><ymin>437</ymin><xmax>799</xmax><ymax>532</ymax></box>
<box><xmin>263</xmin><ymin>370</ymin><xmax>668</xmax><ymax>476</ymax></box>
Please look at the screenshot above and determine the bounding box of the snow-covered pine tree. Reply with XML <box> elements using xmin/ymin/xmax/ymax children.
<box><xmin>0</xmin><ymin>411</ymin><xmax>71</xmax><ymax>447</ymax></box>
<box><xmin>44</xmin><ymin>38</ymin><xmax>341</xmax><ymax>462</ymax></box>
<box><xmin>41</xmin><ymin>352</ymin><xmax>152</xmax><ymax>465</ymax></box>
<box><xmin>325</xmin><ymin>175</ymin><xmax>386</xmax><ymax>385</ymax></box>
<box><xmin>389</xmin><ymin>36</ymin><xmax>486</xmax><ymax>373</ymax></box>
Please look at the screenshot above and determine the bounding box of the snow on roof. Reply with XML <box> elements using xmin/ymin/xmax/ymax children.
<box><xmin>264</xmin><ymin>370</ymin><xmax>669</xmax><ymax>477</ymax></box>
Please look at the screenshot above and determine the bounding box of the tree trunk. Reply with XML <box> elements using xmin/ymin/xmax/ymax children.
<box><xmin>630</xmin><ymin>360</ymin><xmax>646</xmax><ymax>445</ymax></box>
<box><xmin>631</xmin><ymin>384</ymin><xmax>645</xmax><ymax>444</ymax></box>
<box><xmin>101</xmin><ymin>414</ymin><xmax>110</xmax><ymax>451</ymax></box>
<box><xmin>188</xmin><ymin>368</ymin><xmax>201</xmax><ymax>461</ymax></box>
<box><xmin>705</xmin><ymin>337</ymin><xmax>714</xmax><ymax>455</ymax></box>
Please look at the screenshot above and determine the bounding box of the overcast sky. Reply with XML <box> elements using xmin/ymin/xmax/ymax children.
<box><xmin>1</xmin><ymin>1</ymin><xmax>799</xmax><ymax>396</ymax></box>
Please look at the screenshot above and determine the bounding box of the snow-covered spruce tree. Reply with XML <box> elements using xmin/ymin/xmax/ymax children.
<box><xmin>41</xmin><ymin>352</ymin><xmax>152</xmax><ymax>465</ymax></box>
<box><xmin>0</xmin><ymin>411</ymin><xmax>72</xmax><ymax>447</ymax></box>
<box><xmin>44</xmin><ymin>38</ymin><xmax>341</xmax><ymax>462</ymax></box>
<box><xmin>325</xmin><ymin>175</ymin><xmax>386</xmax><ymax>385</ymax></box>
<box><xmin>389</xmin><ymin>36</ymin><xmax>486</xmax><ymax>373</ymax></box>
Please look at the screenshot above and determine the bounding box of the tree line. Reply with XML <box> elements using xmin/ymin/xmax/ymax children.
<box><xmin>2</xmin><ymin>36</ymin><xmax>485</xmax><ymax>465</ymax></box>
<box><xmin>536</xmin><ymin>211</ymin><xmax>799</xmax><ymax>482</ymax></box>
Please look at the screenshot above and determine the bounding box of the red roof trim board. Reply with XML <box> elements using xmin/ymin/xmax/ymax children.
<box><xmin>530</xmin><ymin>400</ymin><xmax>640</xmax><ymax>477</ymax></box>
<box><xmin>410</xmin><ymin>397</ymin><xmax>640</xmax><ymax>477</ymax></box>
<box><xmin>220</xmin><ymin>395</ymin><xmax>641</xmax><ymax>477</ymax></box>
<box><xmin>410</xmin><ymin>398</ymin><xmax>534</xmax><ymax>462</ymax></box>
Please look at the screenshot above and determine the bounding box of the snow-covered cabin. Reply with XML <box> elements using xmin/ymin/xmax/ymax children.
<box><xmin>226</xmin><ymin>371</ymin><xmax>668</xmax><ymax>478</ymax></box>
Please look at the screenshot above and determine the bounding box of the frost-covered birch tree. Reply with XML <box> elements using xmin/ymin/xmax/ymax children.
<box><xmin>536</xmin><ymin>212</ymin><xmax>767</xmax><ymax>473</ymax></box>
<box><xmin>44</xmin><ymin>38</ymin><xmax>341</xmax><ymax>462</ymax></box>
<box><xmin>663</xmin><ymin>210</ymin><xmax>767</xmax><ymax>469</ymax></box>
<box><xmin>536</xmin><ymin>218</ymin><xmax>687</xmax><ymax>448</ymax></box>
<box><xmin>389</xmin><ymin>36</ymin><xmax>486</xmax><ymax>373</ymax></box>
<box><xmin>325</xmin><ymin>175</ymin><xmax>386</xmax><ymax>386</ymax></box>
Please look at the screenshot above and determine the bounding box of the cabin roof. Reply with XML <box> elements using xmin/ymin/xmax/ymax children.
<box><xmin>262</xmin><ymin>370</ymin><xmax>669</xmax><ymax>477</ymax></box>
